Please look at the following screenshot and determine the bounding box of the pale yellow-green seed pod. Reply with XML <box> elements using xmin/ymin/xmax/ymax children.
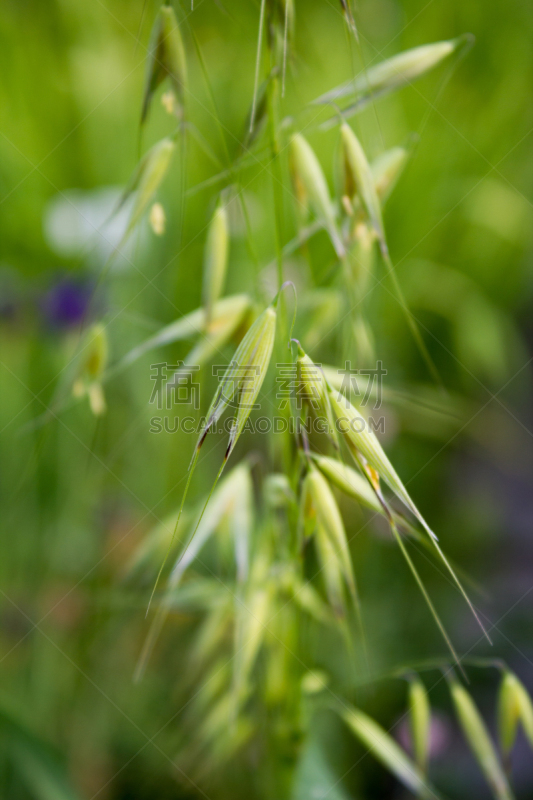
<box><xmin>198</xmin><ymin>302</ymin><xmax>277</xmax><ymax>460</ymax></box>
<box><xmin>301</xmin><ymin>670</ymin><xmax>329</xmax><ymax>695</ymax></box>
<box><xmin>120</xmin><ymin>136</ymin><xmax>176</xmax><ymax>244</ymax></box>
<box><xmin>121</xmin><ymin>294</ymin><xmax>251</xmax><ymax>369</ymax></box>
<box><xmin>498</xmin><ymin>671</ymin><xmax>533</xmax><ymax>755</ymax></box>
<box><xmin>450</xmin><ymin>681</ymin><xmax>513</xmax><ymax>800</ymax></box>
<box><xmin>328</xmin><ymin>385</ymin><xmax>440</xmax><ymax>543</ymax></box>
<box><xmin>498</xmin><ymin>672</ymin><xmax>521</xmax><ymax>757</ymax></box>
<box><xmin>372</xmin><ymin>145</ymin><xmax>410</xmax><ymax>204</ymax></box>
<box><xmin>289</xmin><ymin>133</ymin><xmax>344</xmax><ymax>257</ymax></box>
<box><xmin>149</xmin><ymin>201</ymin><xmax>166</xmax><ymax>235</ymax></box>
<box><xmin>352</xmin><ymin>315</ymin><xmax>375</xmax><ymax>368</ymax></box>
<box><xmin>306</xmin><ymin>467</ymin><xmax>355</xmax><ymax>600</ymax></box>
<box><xmin>314</xmin><ymin>518</ymin><xmax>346</xmax><ymax>617</ymax></box>
<box><xmin>160</xmin><ymin>5</ymin><xmax>187</xmax><ymax>105</ymax></box>
<box><xmin>168</xmin><ymin>462</ymin><xmax>253</xmax><ymax>588</ymax></box>
<box><xmin>141</xmin><ymin>4</ymin><xmax>187</xmax><ymax>124</ymax></box>
<box><xmin>72</xmin><ymin>323</ymin><xmax>109</xmax><ymax>416</ymax></box>
<box><xmin>87</xmin><ymin>383</ymin><xmax>106</xmax><ymax>416</ymax></box>
<box><xmin>346</xmin><ymin>221</ymin><xmax>376</xmax><ymax>294</ymax></box>
<box><xmin>84</xmin><ymin>323</ymin><xmax>108</xmax><ymax>381</ymax></box>
<box><xmin>203</xmin><ymin>204</ymin><xmax>229</xmax><ymax>327</ymax></box>
<box><xmin>296</xmin><ymin>347</ymin><xmax>338</xmax><ymax>445</ymax></box>
<box><xmin>233</xmin><ymin>582</ymin><xmax>272</xmax><ymax>703</ymax></box>
<box><xmin>311</xmin><ymin>453</ymin><xmax>382</xmax><ymax>513</ymax></box>
<box><xmin>341</xmin><ymin>123</ymin><xmax>386</xmax><ymax>251</ymax></box>
<box><xmin>360</xmin><ymin>39</ymin><xmax>456</xmax><ymax>95</ymax></box>
<box><xmin>161</xmin><ymin>90</ymin><xmax>176</xmax><ymax>115</ymax></box>
<box><xmin>315</xmin><ymin>38</ymin><xmax>463</xmax><ymax>109</ymax></box>
<box><xmin>341</xmin><ymin>706</ymin><xmax>432</xmax><ymax>797</ymax></box>
<box><xmin>408</xmin><ymin>677</ymin><xmax>431</xmax><ymax>773</ymax></box>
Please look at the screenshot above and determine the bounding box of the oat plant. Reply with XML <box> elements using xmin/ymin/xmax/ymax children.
<box><xmin>63</xmin><ymin>4</ymin><xmax>532</xmax><ymax>799</ymax></box>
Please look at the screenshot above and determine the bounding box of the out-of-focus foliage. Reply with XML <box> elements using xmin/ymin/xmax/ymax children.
<box><xmin>1</xmin><ymin>0</ymin><xmax>532</xmax><ymax>799</ymax></box>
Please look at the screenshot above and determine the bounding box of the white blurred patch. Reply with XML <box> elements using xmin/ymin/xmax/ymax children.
<box><xmin>43</xmin><ymin>187</ymin><xmax>147</xmax><ymax>269</ymax></box>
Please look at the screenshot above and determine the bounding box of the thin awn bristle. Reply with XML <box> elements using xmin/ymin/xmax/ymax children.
<box><xmin>390</xmin><ymin>520</ymin><xmax>464</xmax><ymax>677</ymax></box>
<box><xmin>250</xmin><ymin>0</ymin><xmax>267</xmax><ymax>133</ymax></box>
<box><xmin>282</xmin><ymin>0</ymin><xmax>290</xmax><ymax>97</ymax></box>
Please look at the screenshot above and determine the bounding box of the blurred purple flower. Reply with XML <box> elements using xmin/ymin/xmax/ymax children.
<box><xmin>397</xmin><ymin>710</ymin><xmax>451</xmax><ymax>760</ymax></box>
<box><xmin>41</xmin><ymin>276</ymin><xmax>94</xmax><ymax>330</ymax></box>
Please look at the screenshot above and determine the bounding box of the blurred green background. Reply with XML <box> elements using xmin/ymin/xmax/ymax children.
<box><xmin>1</xmin><ymin>0</ymin><xmax>532</xmax><ymax>798</ymax></box>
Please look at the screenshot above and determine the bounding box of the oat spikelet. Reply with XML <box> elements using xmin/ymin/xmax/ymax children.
<box><xmin>141</xmin><ymin>4</ymin><xmax>187</xmax><ymax>124</ymax></box>
<box><xmin>203</xmin><ymin>202</ymin><xmax>229</xmax><ymax>327</ymax></box>
<box><xmin>289</xmin><ymin>133</ymin><xmax>345</xmax><ymax>257</ymax></box>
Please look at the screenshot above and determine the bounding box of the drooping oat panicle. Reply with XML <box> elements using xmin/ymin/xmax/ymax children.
<box><xmin>141</xmin><ymin>4</ymin><xmax>187</xmax><ymax>124</ymax></box>
<box><xmin>408</xmin><ymin>677</ymin><xmax>431</xmax><ymax>774</ymax></box>
<box><xmin>117</xmin><ymin>135</ymin><xmax>176</xmax><ymax>246</ymax></box>
<box><xmin>203</xmin><ymin>202</ymin><xmax>229</xmax><ymax>327</ymax></box>
<box><xmin>72</xmin><ymin>322</ymin><xmax>108</xmax><ymax>416</ymax></box>
<box><xmin>289</xmin><ymin>133</ymin><xmax>345</xmax><ymax>257</ymax></box>
<box><xmin>450</xmin><ymin>680</ymin><xmax>514</xmax><ymax>800</ymax></box>
<box><xmin>315</xmin><ymin>37</ymin><xmax>467</xmax><ymax>111</ymax></box>
<box><xmin>497</xmin><ymin>671</ymin><xmax>533</xmax><ymax>756</ymax></box>
<box><xmin>340</xmin><ymin>706</ymin><xmax>436</xmax><ymax>798</ymax></box>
